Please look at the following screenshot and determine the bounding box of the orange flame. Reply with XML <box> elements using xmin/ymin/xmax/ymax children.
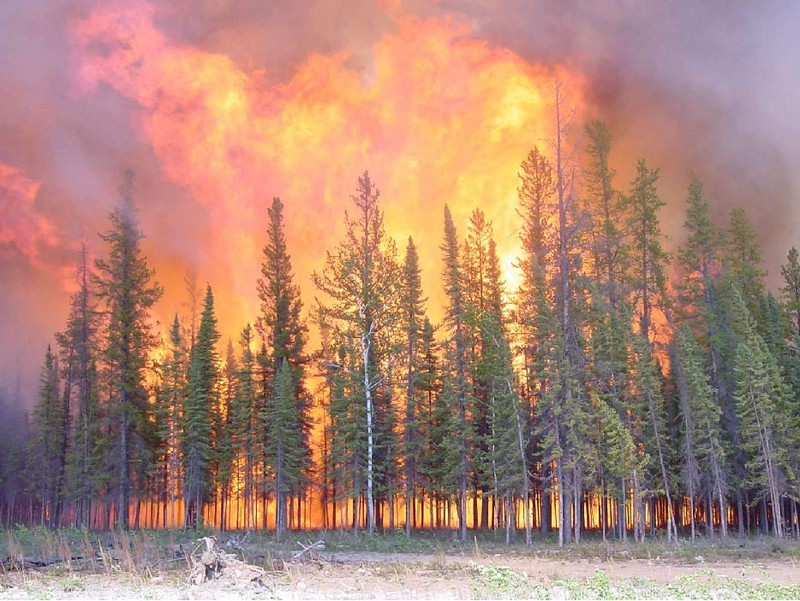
<box><xmin>70</xmin><ymin>0</ymin><xmax>584</xmax><ymax>334</ymax></box>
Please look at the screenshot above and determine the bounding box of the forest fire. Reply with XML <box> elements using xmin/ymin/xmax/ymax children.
<box><xmin>1</xmin><ymin>0</ymin><xmax>799</xmax><ymax>545</ymax></box>
<box><xmin>69</xmin><ymin>0</ymin><xmax>582</xmax><ymax>332</ymax></box>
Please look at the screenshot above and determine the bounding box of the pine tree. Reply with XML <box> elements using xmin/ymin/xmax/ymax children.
<box><xmin>399</xmin><ymin>237</ymin><xmax>428</xmax><ymax>535</ymax></box>
<box><xmin>182</xmin><ymin>285</ymin><xmax>220</xmax><ymax>528</ymax></box>
<box><xmin>257</xmin><ymin>197</ymin><xmax>310</xmax><ymax>535</ymax></box>
<box><xmin>781</xmin><ymin>247</ymin><xmax>800</xmax><ymax>338</ymax></box>
<box><xmin>440</xmin><ymin>204</ymin><xmax>471</xmax><ymax>542</ymax></box>
<box><xmin>515</xmin><ymin>145</ymin><xmax>557</xmax><ymax>536</ymax></box>
<box><xmin>623</xmin><ymin>160</ymin><xmax>678</xmax><ymax>541</ymax></box>
<box><xmin>57</xmin><ymin>244</ymin><xmax>101</xmax><ymax>527</ymax></box>
<box><xmin>675</xmin><ymin>325</ymin><xmax>728</xmax><ymax>539</ymax></box>
<box><xmin>231</xmin><ymin>324</ymin><xmax>260</xmax><ymax>529</ymax></box>
<box><xmin>726</xmin><ymin>208</ymin><xmax>765</xmax><ymax>323</ymax></box>
<box><xmin>28</xmin><ymin>346</ymin><xmax>65</xmax><ymax>526</ymax></box>
<box><xmin>584</xmin><ymin>120</ymin><xmax>626</xmax><ymax>309</ymax></box>
<box><xmin>266</xmin><ymin>359</ymin><xmax>306</xmax><ymax>538</ymax></box>
<box><xmin>154</xmin><ymin>315</ymin><xmax>186</xmax><ymax>528</ymax></box>
<box><xmin>215</xmin><ymin>341</ymin><xmax>238</xmax><ymax>531</ymax></box>
<box><xmin>734</xmin><ymin>320</ymin><xmax>792</xmax><ymax>538</ymax></box>
<box><xmin>94</xmin><ymin>171</ymin><xmax>163</xmax><ymax>528</ymax></box>
<box><xmin>314</xmin><ymin>173</ymin><xmax>401</xmax><ymax>534</ymax></box>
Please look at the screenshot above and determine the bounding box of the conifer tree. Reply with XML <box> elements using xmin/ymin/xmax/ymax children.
<box><xmin>675</xmin><ymin>325</ymin><xmax>728</xmax><ymax>538</ymax></box>
<box><xmin>28</xmin><ymin>346</ymin><xmax>65</xmax><ymax>526</ymax></box>
<box><xmin>154</xmin><ymin>315</ymin><xmax>186</xmax><ymax>528</ymax></box>
<box><xmin>57</xmin><ymin>244</ymin><xmax>101</xmax><ymax>527</ymax></box>
<box><xmin>215</xmin><ymin>341</ymin><xmax>238</xmax><ymax>531</ymax></box>
<box><xmin>399</xmin><ymin>237</ymin><xmax>428</xmax><ymax>534</ymax></box>
<box><xmin>734</xmin><ymin>319</ymin><xmax>792</xmax><ymax>538</ymax></box>
<box><xmin>232</xmin><ymin>324</ymin><xmax>260</xmax><ymax>529</ymax></box>
<box><xmin>267</xmin><ymin>359</ymin><xmax>305</xmax><ymax>538</ymax></box>
<box><xmin>781</xmin><ymin>247</ymin><xmax>800</xmax><ymax>338</ymax></box>
<box><xmin>726</xmin><ymin>208</ymin><xmax>765</xmax><ymax>323</ymax></box>
<box><xmin>515</xmin><ymin>145</ymin><xmax>557</xmax><ymax>535</ymax></box>
<box><xmin>182</xmin><ymin>285</ymin><xmax>219</xmax><ymax>528</ymax></box>
<box><xmin>624</xmin><ymin>160</ymin><xmax>677</xmax><ymax>540</ymax></box>
<box><xmin>440</xmin><ymin>204</ymin><xmax>471</xmax><ymax>542</ymax></box>
<box><xmin>314</xmin><ymin>173</ymin><xmax>401</xmax><ymax>534</ymax></box>
<box><xmin>257</xmin><ymin>197</ymin><xmax>311</xmax><ymax>534</ymax></box>
<box><xmin>94</xmin><ymin>172</ymin><xmax>163</xmax><ymax>528</ymax></box>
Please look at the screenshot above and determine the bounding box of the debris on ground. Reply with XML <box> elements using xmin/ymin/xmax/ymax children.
<box><xmin>188</xmin><ymin>536</ymin><xmax>271</xmax><ymax>592</ymax></box>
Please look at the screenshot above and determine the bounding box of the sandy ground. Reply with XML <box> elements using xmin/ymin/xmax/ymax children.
<box><xmin>1</xmin><ymin>552</ymin><xmax>799</xmax><ymax>599</ymax></box>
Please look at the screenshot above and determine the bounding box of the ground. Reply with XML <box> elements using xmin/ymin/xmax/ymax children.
<box><xmin>2</xmin><ymin>529</ymin><xmax>800</xmax><ymax>599</ymax></box>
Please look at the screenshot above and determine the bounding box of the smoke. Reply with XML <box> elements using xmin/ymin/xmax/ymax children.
<box><xmin>1</xmin><ymin>0</ymin><xmax>797</xmax><ymax>405</ymax></box>
<box><xmin>428</xmin><ymin>0</ymin><xmax>800</xmax><ymax>267</ymax></box>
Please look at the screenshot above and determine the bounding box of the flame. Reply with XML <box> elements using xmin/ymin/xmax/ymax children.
<box><xmin>70</xmin><ymin>0</ymin><xmax>584</xmax><ymax>334</ymax></box>
<box><xmin>0</xmin><ymin>162</ymin><xmax>60</xmax><ymax>264</ymax></box>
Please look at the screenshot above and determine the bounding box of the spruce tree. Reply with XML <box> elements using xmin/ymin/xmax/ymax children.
<box><xmin>28</xmin><ymin>345</ymin><xmax>65</xmax><ymax>526</ymax></box>
<box><xmin>94</xmin><ymin>172</ymin><xmax>163</xmax><ymax>528</ymax></box>
<box><xmin>439</xmin><ymin>204</ymin><xmax>473</xmax><ymax>541</ymax></box>
<box><xmin>57</xmin><ymin>244</ymin><xmax>101</xmax><ymax>527</ymax></box>
<box><xmin>154</xmin><ymin>315</ymin><xmax>186</xmax><ymax>528</ymax></box>
<box><xmin>399</xmin><ymin>237</ymin><xmax>428</xmax><ymax>534</ymax></box>
<box><xmin>734</xmin><ymin>322</ymin><xmax>792</xmax><ymax>538</ymax></box>
<box><xmin>182</xmin><ymin>285</ymin><xmax>220</xmax><ymax>528</ymax></box>
<box><xmin>314</xmin><ymin>173</ymin><xmax>401</xmax><ymax>534</ymax></box>
<box><xmin>781</xmin><ymin>247</ymin><xmax>800</xmax><ymax>338</ymax></box>
<box><xmin>257</xmin><ymin>197</ymin><xmax>310</xmax><ymax>534</ymax></box>
<box><xmin>675</xmin><ymin>325</ymin><xmax>728</xmax><ymax>538</ymax></box>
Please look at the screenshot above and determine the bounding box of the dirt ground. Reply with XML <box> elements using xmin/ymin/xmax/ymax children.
<box><xmin>2</xmin><ymin>552</ymin><xmax>799</xmax><ymax>600</ymax></box>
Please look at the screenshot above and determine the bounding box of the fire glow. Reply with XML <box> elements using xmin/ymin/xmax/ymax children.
<box><xmin>69</xmin><ymin>0</ymin><xmax>583</xmax><ymax>333</ymax></box>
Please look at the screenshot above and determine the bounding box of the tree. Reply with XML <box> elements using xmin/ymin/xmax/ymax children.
<box><xmin>257</xmin><ymin>197</ymin><xmax>310</xmax><ymax>536</ymax></box>
<box><xmin>154</xmin><ymin>315</ymin><xmax>186</xmax><ymax>528</ymax></box>
<box><xmin>675</xmin><ymin>325</ymin><xmax>728</xmax><ymax>539</ymax></box>
<box><xmin>399</xmin><ymin>237</ymin><xmax>428</xmax><ymax>535</ymax></box>
<box><xmin>28</xmin><ymin>346</ymin><xmax>65</xmax><ymax>526</ymax></box>
<box><xmin>781</xmin><ymin>247</ymin><xmax>800</xmax><ymax>338</ymax></box>
<box><xmin>314</xmin><ymin>172</ymin><xmax>401</xmax><ymax>534</ymax></box>
<box><xmin>182</xmin><ymin>285</ymin><xmax>220</xmax><ymax>528</ymax></box>
<box><xmin>94</xmin><ymin>171</ymin><xmax>163</xmax><ymax>529</ymax></box>
<box><xmin>439</xmin><ymin>204</ymin><xmax>471</xmax><ymax>542</ymax></box>
<box><xmin>623</xmin><ymin>159</ymin><xmax>678</xmax><ymax>541</ymax></box>
<box><xmin>266</xmin><ymin>359</ymin><xmax>306</xmax><ymax>538</ymax></box>
<box><xmin>734</xmin><ymin>319</ymin><xmax>792</xmax><ymax>538</ymax></box>
<box><xmin>57</xmin><ymin>243</ymin><xmax>101</xmax><ymax>527</ymax></box>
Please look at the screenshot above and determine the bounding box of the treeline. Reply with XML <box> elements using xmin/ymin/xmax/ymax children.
<box><xmin>2</xmin><ymin>91</ymin><xmax>800</xmax><ymax>544</ymax></box>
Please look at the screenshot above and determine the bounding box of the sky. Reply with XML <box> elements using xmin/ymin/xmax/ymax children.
<box><xmin>1</xmin><ymin>0</ymin><xmax>799</xmax><ymax>406</ymax></box>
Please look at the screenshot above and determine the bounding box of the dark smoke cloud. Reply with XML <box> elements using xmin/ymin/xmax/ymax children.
<box><xmin>1</xmin><ymin>0</ymin><xmax>798</xmax><ymax>406</ymax></box>
<box><xmin>421</xmin><ymin>0</ymin><xmax>800</xmax><ymax>271</ymax></box>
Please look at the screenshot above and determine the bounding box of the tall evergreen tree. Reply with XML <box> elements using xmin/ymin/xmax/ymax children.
<box><xmin>781</xmin><ymin>247</ymin><xmax>800</xmax><ymax>338</ymax></box>
<box><xmin>624</xmin><ymin>160</ymin><xmax>677</xmax><ymax>541</ymax></box>
<box><xmin>399</xmin><ymin>237</ymin><xmax>428</xmax><ymax>535</ymax></box>
<box><xmin>257</xmin><ymin>197</ymin><xmax>310</xmax><ymax>536</ymax></box>
<box><xmin>154</xmin><ymin>315</ymin><xmax>186</xmax><ymax>528</ymax></box>
<box><xmin>734</xmin><ymin>317</ymin><xmax>793</xmax><ymax>538</ymax></box>
<box><xmin>314</xmin><ymin>173</ymin><xmax>401</xmax><ymax>534</ymax></box>
<box><xmin>57</xmin><ymin>244</ymin><xmax>101</xmax><ymax>527</ymax></box>
<box><xmin>28</xmin><ymin>346</ymin><xmax>65</xmax><ymax>526</ymax></box>
<box><xmin>94</xmin><ymin>172</ymin><xmax>163</xmax><ymax>528</ymax></box>
<box><xmin>440</xmin><ymin>204</ymin><xmax>471</xmax><ymax>542</ymax></box>
<box><xmin>182</xmin><ymin>285</ymin><xmax>220</xmax><ymax>528</ymax></box>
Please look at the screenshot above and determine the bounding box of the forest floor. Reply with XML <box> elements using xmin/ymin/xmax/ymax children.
<box><xmin>2</xmin><ymin>527</ymin><xmax>800</xmax><ymax>599</ymax></box>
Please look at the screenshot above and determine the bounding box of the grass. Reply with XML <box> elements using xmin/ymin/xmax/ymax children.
<box><xmin>2</xmin><ymin>526</ymin><xmax>800</xmax><ymax>599</ymax></box>
<box><xmin>468</xmin><ymin>566</ymin><xmax>800</xmax><ymax>600</ymax></box>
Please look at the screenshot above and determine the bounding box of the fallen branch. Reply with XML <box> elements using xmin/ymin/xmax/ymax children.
<box><xmin>189</xmin><ymin>536</ymin><xmax>270</xmax><ymax>590</ymax></box>
<box><xmin>292</xmin><ymin>540</ymin><xmax>326</xmax><ymax>561</ymax></box>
